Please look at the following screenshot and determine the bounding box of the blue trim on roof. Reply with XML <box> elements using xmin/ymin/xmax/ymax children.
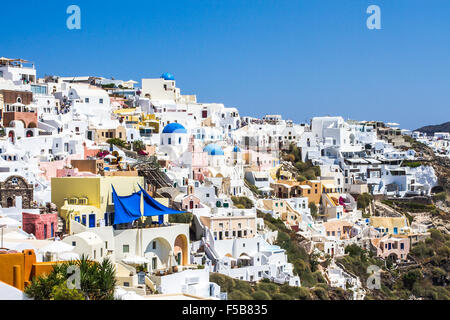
<box><xmin>162</xmin><ymin>123</ymin><xmax>187</xmax><ymax>134</ymax></box>
<box><xmin>203</xmin><ymin>143</ymin><xmax>224</xmax><ymax>156</ymax></box>
<box><xmin>161</xmin><ymin>72</ymin><xmax>175</xmax><ymax>81</ymax></box>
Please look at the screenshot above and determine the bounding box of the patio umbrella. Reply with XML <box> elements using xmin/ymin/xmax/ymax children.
<box><xmin>0</xmin><ymin>217</ymin><xmax>21</xmax><ymax>228</ymax></box>
<box><xmin>57</xmin><ymin>252</ymin><xmax>80</xmax><ymax>261</ymax></box>
<box><xmin>39</xmin><ymin>241</ymin><xmax>75</xmax><ymax>254</ymax></box>
<box><xmin>104</xmin><ymin>154</ymin><xmax>117</xmax><ymax>160</ymax></box>
<box><xmin>122</xmin><ymin>255</ymin><xmax>149</xmax><ymax>265</ymax></box>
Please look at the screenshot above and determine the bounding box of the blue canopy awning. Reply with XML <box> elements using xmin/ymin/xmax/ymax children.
<box><xmin>112</xmin><ymin>185</ymin><xmax>142</xmax><ymax>225</ymax></box>
<box><xmin>138</xmin><ymin>184</ymin><xmax>185</xmax><ymax>217</ymax></box>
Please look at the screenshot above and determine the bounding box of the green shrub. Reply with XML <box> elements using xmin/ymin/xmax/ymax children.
<box><xmin>430</xmin><ymin>229</ymin><xmax>444</xmax><ymax>242</ymax></box>
<box><xmin>432</xmin><ymin>192</ymin><xmax>447</xmax><ymax>202</ymax></box>
<box><xmin>50</xmin><ymin>283</ymin><xmax>85</xmax><ymax>300</ymax></box>
<box><xmin>312</xmin><ymin>287</ymin><xmax>329</xmax><ymax>300</ymax></box>
<box><xmin>210</xmin><ymin>273</ymin><xmax>235</xmax><ymax>293</ymax></box>
<box><xmin>251</xmin><ymin>290</ymin><xmax>272</xmax><ymax>300</ymax></box>
<box><xmin>272</xmin><ymin>293</ymin><xmax>292</xmax><ymax>300</ymax></box>
<box><xmin>231</xmin><ymin>196</ymin><xmax>253</xmax><ymax>209</ymax></box>
<box><xmin>297</xmin><ymin>287</ymin><xmax>312</xmax><ymax>300</ymax></box>
<box><xmin>257</xmin><ymin>282</ymin><xmax>278</xmax><ymax>294</ymax></box>
<box><xmin>402</xmin><ymin>269</ymin><xmax>422</xmax><ymax>290</ymax></box>
<box><xmin>228</xmin><ymin>290</ymin><xmax>253</xmax><ymax>300</ymax></box>
<box><xmin>168</xmin><ymin>212</ymin><xmax>193</xmax><ymax>223</ymax></box>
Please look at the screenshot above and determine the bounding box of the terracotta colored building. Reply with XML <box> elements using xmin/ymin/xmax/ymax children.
<box><xmin>0</xmin><ymin>250</ymin><xmax>56</xmax><ymax>291</ymax></box>
<box><xmin>22</xmin><ymin>212</ymin><xmax>59</xmax><ymax>240</ymax></box>
<box><xmin>0</xmin><ymin>89</ymin><xmax>36</xmax><ymax>128</ymax></box>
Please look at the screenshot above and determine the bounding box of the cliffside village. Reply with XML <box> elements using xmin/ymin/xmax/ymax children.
<box><xmin>0</xmin><ymin>56</ymin><xmax>443</xmax><ymax>300</ymax></box>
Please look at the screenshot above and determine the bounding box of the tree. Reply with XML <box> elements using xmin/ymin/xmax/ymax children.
<box><xmin>107</xmin><ymin>138</ymin><xmax>127</xmax><ymax>148</ymax></box>
<box><xmin>402</xmin><ymin>269</ymin><xmax>422</xmax><ymax>291</ymax></box>
<box><xmin>133</xmin><ymin>140</ymin><xmax>145</xmax><ymax>152</ymax></box>
<box><xmin>431</xmin><ymin>267</ymin><xmax>447</xmax><ymax>286</ymax></box>
<box><xmin>309</xmin><ymin>252</ymin><xmax>320</xmax><ymax>272</ymax></box>
<box><xmin>357</xmin><ymin>193</ymin><xmax>373</xmax><ymax>211</ymax></box>
<box><xmin>309</xmin><ymin>202</ymin><xmax>318</xmax><ymax>218</ymax></box>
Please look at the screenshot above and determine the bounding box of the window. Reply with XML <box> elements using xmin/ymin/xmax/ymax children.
<box><xmin>123</xmin><ymin>245</ymin><xmax>129</xmax><ymax>253</ymax></box>
<box><xmin>152</xmin><ymin>241</ymin><xmax>156</xmax><ymax>250</ymax></box>
<box><xmin>85</xmin><ymin>98</ymin><xmax>90</xmax><ymax>103</ymax></box>
<box><xmin>105</xmin><ymin>241</ymin><xmax>108</xmax><ymax>249</ymax></box>
<box><xmin>99</xmin><ymin>98</ymin><xmax>103</xmax><ymax>104</ymax></box>
<box><xmin>123</xmin><ymin>282</ymin><xmax>130</xmax><ymax>287</ymax></box>
<box><xmin>400</xmin><ymin>243</ymin><xmax>404</xmax><ymax>250</ymax></box>
<box><xmin>93</xmin><ymin>250</ymin><xmax>96</xmax><ymax>259</ymax></box>
<box><xmin>72</xmin><ymin>241</ymin><xmax>76</xmax><ymax>246</ymax></box>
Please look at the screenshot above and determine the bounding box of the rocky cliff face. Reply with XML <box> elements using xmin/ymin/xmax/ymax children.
<box><xmin>416</xmin><ymin>121</ymin><xmax>450</xmax><ymax>135</ymax></box>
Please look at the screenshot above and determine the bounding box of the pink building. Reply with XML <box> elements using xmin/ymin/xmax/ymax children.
<box><xmin>372</xmin><ymin>236</ymin><xmax>410</xmax><ymax>261</ymax></box>
<box><xmin>84</xmin><ymin>143</ymin><xmax>100</xmax><ymax>159</ymax></box>
<box><xmin>244</xmin><ymin>149</ymin><xmax>277</xmax><ymax>171</ymax></box>
<box><xmin>181</xmin><ymin>194</ymin><xmax>202</xmax><ymax>210</ymax></box>
<box><xmin>38</xmin><ymin>153</ymin><xmax>83</xmax><ymax>181</ymax></box>
<box><xmin>56</xmin><ymin>168</ymin><xmax>96</xmax><ymax>178</ymax></box>
<box><xmin>185</xmin><ymin>136</ymin><xmax>209</xmax><ymax>181</ymax></box>
<box><xmin>22</xmin><ymin>212</ymin><xmax>59</xmax><ymax>240</ymax></box>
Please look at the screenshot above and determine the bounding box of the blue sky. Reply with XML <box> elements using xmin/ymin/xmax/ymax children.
<box><xmin>1</xmin><ymin>0</ymin><xmax>449</xmax><ymax>130</ymax></box>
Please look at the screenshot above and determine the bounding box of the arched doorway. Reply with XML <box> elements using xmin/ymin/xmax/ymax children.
<box><xmin>174</xmin><ymin>234</ymin><xmax>188</xmax><ymax>266</ymax></box>
<box><xmin>349</xmin><ymin>134</ymin><xmax>356</xmax><ymax>145</ymax></box>
<box><xmin>8</xmin><ymin>131</ymin><xmax>15</xmax><ymax>144</ymax></box>
<box><xmin>387</xmin><ymin>253</ymin><xmax>398</xmax><ymax>264</ymax></box>
<box><xmin>6</xmin><ymin>197</ymin><xmax>14</xmax><ymax>208</ymax></box>
<box><xmin>145</xmin><ymin>237</ymin><xmax>172</xmax><ymax>272</ymax></box>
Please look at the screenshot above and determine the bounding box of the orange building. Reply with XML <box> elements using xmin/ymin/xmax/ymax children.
<box><xmin>0</xmin><ymin>250</ymin><xmax>56</xmax><ymax>291</ymax></box>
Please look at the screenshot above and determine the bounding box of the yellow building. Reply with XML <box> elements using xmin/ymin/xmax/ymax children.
<box><xmin>113</xmin><ymin>109</ymin><xmax>160</xmax><ymax>134</ymax></box>
<box><xmin>51</xmin><ymin>176</ymin><xmax>145</xmax><ymax>231</ymax></box>
<box><xmin>370</xmin><ymin>216</ymin><xmax>411</xmax><ymax>235</ymax></box>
